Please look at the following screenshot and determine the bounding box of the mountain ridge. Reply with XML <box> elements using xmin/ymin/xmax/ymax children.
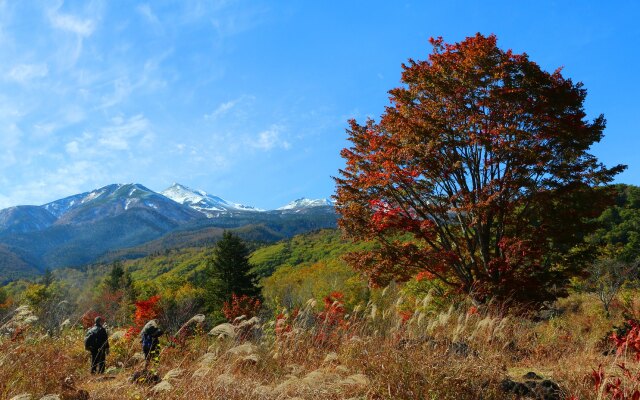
<box><xmin>0</xmin><ymin>182</ymin><xmax>337</xmax><ymax>282</ymax></box>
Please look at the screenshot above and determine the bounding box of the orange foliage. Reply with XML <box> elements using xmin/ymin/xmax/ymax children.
<box><xmin>125</xmin><ymin>295</ymin><xmax>162</xmax><ymax>339</ymax></box>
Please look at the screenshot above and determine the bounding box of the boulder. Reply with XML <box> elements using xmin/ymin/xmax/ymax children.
<box><xmin>209</xmin><ymin>323</ymin><xmax>236</xmax><ymax>340</ymax></box>
<box><xmin>522</xmin><ymin>371</ymin><xmax>544</xmax><ymax>380</ymax></box>
<box><xmin>501</xmin><ymin>378</ymin><xmax>561</xmax><ymax>400</ymax></box>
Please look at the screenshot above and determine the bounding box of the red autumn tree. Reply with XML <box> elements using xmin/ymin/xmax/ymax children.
<box><xmin>335</xmin><ymin>33</ymin><xmax>625</xmax><ymax>304</ymax></box>
<box><xmin>125</xmin><ymin>295</ymin><xmax>162</xmax><ymax>339</ymax></box>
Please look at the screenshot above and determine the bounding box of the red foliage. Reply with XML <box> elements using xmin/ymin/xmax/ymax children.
<box><xmin>588</xmin><ymin>322</ymin><xmax>640</xmax><ymax>399</ymax></box>
<box><xmin>125</xmin><ymin>295</ymin><xmax>162</xmax><ymax>340</ymax></box>
<box><xmin>335</xmin><ymin>33</ymin><xmax>623</xmax><ymax>305</ymax></box>
<box><xmin>275</xmin><ymin>312</ymin><xmax>291</xmax><ymax>337</ymax></box>
<box><xmin>612</xmin><ymin>321</ymin><xmax>640</xmax><ymax>361</ymax></box>
<box><xmin>315</xmin><ymin>292</ymin><xmax>349</xmax><ymax>347</ymax></box>
<box><xmin>398</xmin><ymin>310</ymin><xmax>413</xmax><ymax>323</ymax></box>
<box><xmin>222</xmin><ymin>293</ymin><xmax>261</xmax><ymax>322</ymax></box>
<box><xmin>80</xmin><ymin>310</ymin><xmax>101</xmax><ymax>329</ymax></box>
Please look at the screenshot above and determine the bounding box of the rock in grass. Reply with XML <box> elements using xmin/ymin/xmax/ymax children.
<box><xmin>501</xmin><ymin>378</ymin><xmax>561</xmax><ymax>400</ymax></box>
<box><xmin>522</xmin><ymin>371</ymin><xmax>543</xmax><ymax>380</ymax></box>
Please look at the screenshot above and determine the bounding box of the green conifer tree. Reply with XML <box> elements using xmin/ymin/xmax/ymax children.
<box><xmin>205</xmin><ymin>231</ymin><xmax>258</xmax><ymax>312</ymax></box>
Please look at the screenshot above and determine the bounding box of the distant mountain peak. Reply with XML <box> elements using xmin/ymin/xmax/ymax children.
<box><xmin>161</xmin><ymin>183</ymin><xmax>262</xmax><ymax>217</ymax></box>
<box><xmin>277</xmin><ymin>197</ymin><xmax>334</xmax><ymax>210</ymax></box>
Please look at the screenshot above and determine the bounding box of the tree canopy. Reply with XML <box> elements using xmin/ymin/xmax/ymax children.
<box><xmin>335</xmin><ymin>33</ymin><xmax>625</xmax><ymax>304</ymax></box>
<box><xmin>205</xmin><ymin>231</ymin><xmax>259</xmax><ymax>312</ymax></box>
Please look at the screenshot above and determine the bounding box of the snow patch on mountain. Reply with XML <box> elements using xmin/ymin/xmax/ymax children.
<box><xmin>277</xmin><ymin>198</ymin><xmax>334</xmax><ymax>210</ymax></box>
<box><xmin>162</xmin><ymin>183</ymin><xmax>263</xmax><ymax>217</ymax></box>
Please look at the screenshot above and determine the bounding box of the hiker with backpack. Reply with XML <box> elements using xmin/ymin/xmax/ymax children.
<box><xmin>140</xmin><ymin>319</ymin><xmax>164</xmax><ymax>367</ymax></box>
<box><xmin>84</xmin><ymin>316</ymin><xmax>110</xmax><ymax>374</ymax></box>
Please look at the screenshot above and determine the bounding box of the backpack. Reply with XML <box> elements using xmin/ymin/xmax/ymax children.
<box><xmin>141</xmin><ymin>331</ymin><xmax>153</xmax><ymax>349</ymax></box>
<box><xmin>84</xmin><ymin>328</ymin><xmax>97</xmax><ymax>351</ymax></box>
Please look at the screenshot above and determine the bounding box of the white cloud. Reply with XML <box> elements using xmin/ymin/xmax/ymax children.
<box><xmin>0</xmin><ymin>123</ymin><xmax>22</xmax><ymax>167</ymax></box>
<box><xmin>49</xmin><ymin>10</ymin><xmax>95</xmax><ymax>37</ymax></box>
<box><xmin>7</xmin><ymin>63</ymin><xmax>49</xmax><ymax>83</ymax></box>
<box><xmin>137</xmin><ymin>4</ymin><xmax>159</xmax><ymax>25</ymax></box>
<box><xmin>47</xmin><ymin>3</ymin><xmax>101</xmax><ymax>67</ymax></box>
<box><xmin>100</xmin><ymin>77</ymin><xmax>134</xmax><ymax>109</ymax></box>
<box><xmin>65</xmin><ymin>140</ymin><xmax>79</xmax><ymax>154</ymax></box>
<box><xmin>204</xmin><ymin>95</ymin><xmax>255</xmax><ymax>120</ymax></box>
<box><xmin>97</xmin><ymin>114</ymin><xmax>152</xmax><ymax>151</ymax></box>
<box><xmin>248</xmin><ymin>124</ymin><xmax>290</xmax><ymax>151</ymax></box>
<box><xmin>206</xmin><ymin>100</ymin><xmax>235</xmax><ymax>119</ymax></box>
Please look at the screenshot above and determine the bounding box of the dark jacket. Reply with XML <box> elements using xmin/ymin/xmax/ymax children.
<box><xmin>85</xmin><ymin>325</ymin><xmax>109</xmax><ymax>353</ymax></box>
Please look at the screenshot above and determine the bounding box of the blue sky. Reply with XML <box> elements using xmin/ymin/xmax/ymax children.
<box><xmin>0</xmin><ymin>1</ymin><xmax>637</xmax><ymax>209</ymax></box>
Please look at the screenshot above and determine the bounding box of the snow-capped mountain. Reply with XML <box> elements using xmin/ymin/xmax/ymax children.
<box><xmin>0</xmin><ymin>182</ymin><xmax>338</xmax><ymax>282</ymax></box>
<box><xmin>277</xmin><ymin>198</ymin><xmax>334</xmax><ymax>211</ymax></box>
<box><xmin>162</xmin><ymin>183</ymin><xmax>263</xmax><ymax>217</ymax></box>
<box><xmin>45</xmin><ymin>183</ymin><xmax>202</xmax><ymax>225</ymax></box>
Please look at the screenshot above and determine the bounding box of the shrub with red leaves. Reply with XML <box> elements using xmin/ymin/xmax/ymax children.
<box><xmin>80</xmin><ymin>310</ymin><xmax>101</xmax><ymax>329</ymax></box>
<box><xmin>222</xmin><ymin>293</ymin><xmax>261</xmax><ymax>322</ymax></box>
<box><xmin>125</xmin><ymin>295</ymin><xmax>162</xmax><ymax>340</ymax></box>
<box><xmin>589</xmin><ymin>320</ymin><xmax>640</xmax><ymax>399</ymax></box>
<box><xmin>612</xmin><ymin>321</ymin><xmax>640</xmax><ymax>360</ymax></box>
<box><xmin>314</xmin><ymin>291</ymin><xmax>349</xmax><ymax>347</ymax></box>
